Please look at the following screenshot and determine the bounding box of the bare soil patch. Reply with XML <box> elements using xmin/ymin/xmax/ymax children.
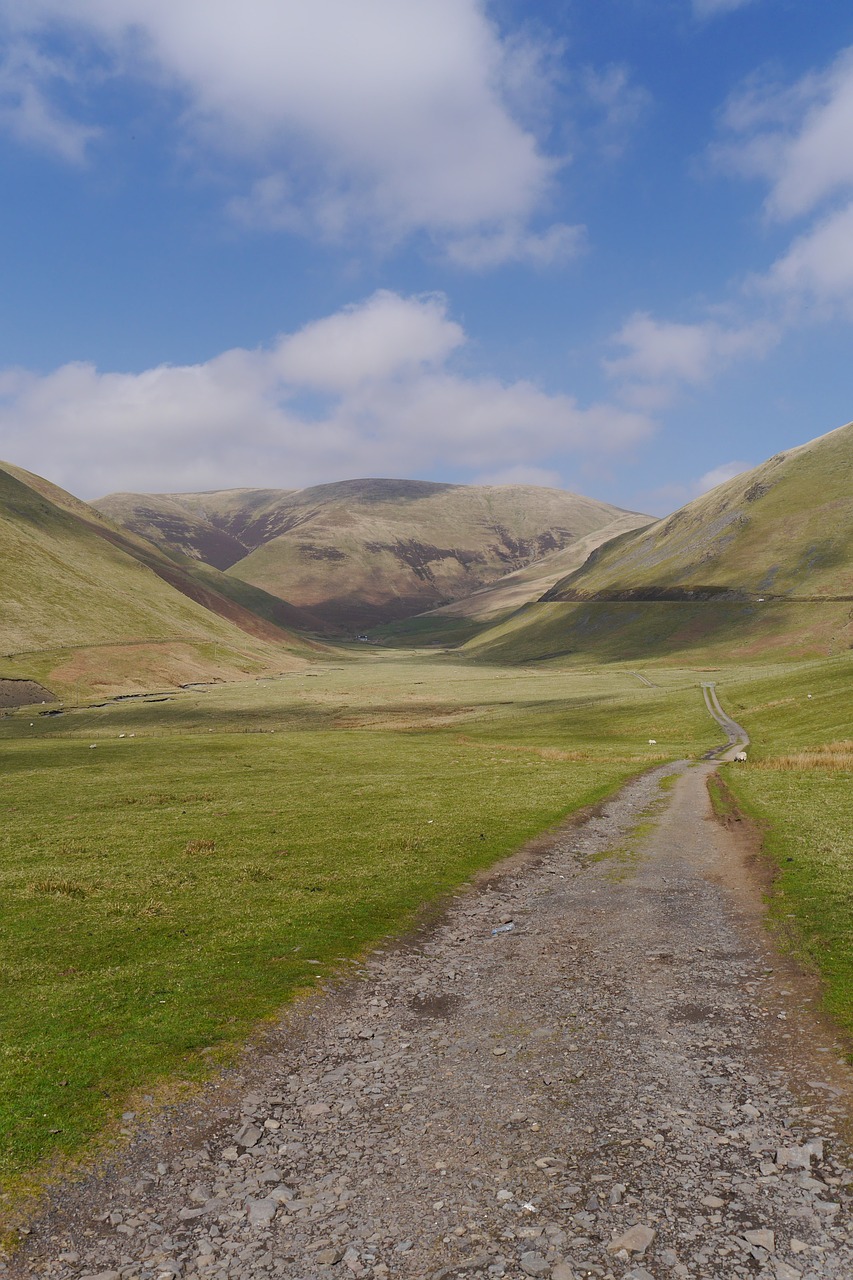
<box><xmin>0</xmin><ymin>679</ymin><xmax>57</xmax><ymax>709</ymax></box>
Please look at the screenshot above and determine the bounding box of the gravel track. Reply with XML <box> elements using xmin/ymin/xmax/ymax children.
<box><xmin>6</xmin><ymin>748</ymin><xmax>852</xmax><ymax>1280</ymax></box>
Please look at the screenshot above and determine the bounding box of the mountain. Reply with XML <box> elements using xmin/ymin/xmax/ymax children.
<box><xmin>95</xmin><ymin>488</ymin><xmax>292</xmax><ymax>571</ymax></box>
<box><xmin>0</xmin><ymin>463</ymin><xmax>319</xmax><ymax>700</ymax></box>
<box><xmin>372</xmin><ymin>511</ymin><xmax>652</xmax><ymax>647</ymax></box>
<box><xmin>96</xmin><ymin>480</ymin><xmax>646</xmax><ymax>632</ymax></box>
<box><xmin>464</xmin><ymin>419</ymin><xmax>853</xmax><ymax>664</ymax></box>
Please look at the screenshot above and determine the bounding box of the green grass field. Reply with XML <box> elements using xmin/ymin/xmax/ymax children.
<box><xmin>717</xmin><ymin>654</ymin><xmax>853</xmax><ymax>1046</ymax></box>
<box><xmin>0</xmin><ymin>654</ymin><xmax>719</xmax><ymax>1193</ymax></box>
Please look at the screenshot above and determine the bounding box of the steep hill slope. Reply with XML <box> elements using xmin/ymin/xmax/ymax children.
<box><xmin>0</xmin><ymin>463</ymin><xmax>317</xmax><ymax>699</ymax></box>
<box><xmin>546</xmin><ymin>419</ymin><xmax>853</xmax><ymax>602</ymax></box>
<box><xmin>97</xmin><ymin>480</ymin><xmax>645</xmax><ymax>631</ymax></box>
<box><xmin>466</xmin><ymin>420</ymin><xmax>853</xmax><ymax>664</ymax></box>
<box><xmin>373</xmin><ymin>511</ymin><xmax>652</xmax><ymax>647</ymax></box>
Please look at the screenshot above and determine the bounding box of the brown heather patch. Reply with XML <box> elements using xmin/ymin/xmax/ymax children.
<box><xmin>756</xmin><ymin>740</ymin><xmax>853</xmax><ymax>771</ymax></box>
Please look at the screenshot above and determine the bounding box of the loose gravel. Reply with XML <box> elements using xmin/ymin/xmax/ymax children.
<box><xmin>6</xmin><ymin>759</ymin><xmax>852</xmax><ymax>1280</ymax></box>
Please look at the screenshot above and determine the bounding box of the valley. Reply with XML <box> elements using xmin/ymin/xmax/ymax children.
<box><xmin>1</xmin><ymin>421</ymin><xmax>852</xmax><ymax>1277</ymax></box>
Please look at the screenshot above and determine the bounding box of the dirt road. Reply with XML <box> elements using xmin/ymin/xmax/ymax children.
<box><xmin>7</xmin><ymin>722</ymin><xmax>853</xmax><ymax>1280</ymax></box>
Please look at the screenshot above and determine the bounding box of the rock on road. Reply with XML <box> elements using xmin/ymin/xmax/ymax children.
<box><xmin>7</xmin><ymin>751</ymin><xmax>853</xmax><ymax>1280</ymax></box>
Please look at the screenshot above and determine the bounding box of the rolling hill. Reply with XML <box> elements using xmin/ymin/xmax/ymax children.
<box><xmin>96</xmin><ymin>480</ymin><xmax>647</xmax><ymax>632</ymax></box>
<box><xmin>0</xmin><ymin>462</ymin><xmax>319</xmax><ymax>701</ymax></box>
<box><xmin>465</xmin><ymin>419</ymin><xmax>853</xmax><ymax>665</ymax></box>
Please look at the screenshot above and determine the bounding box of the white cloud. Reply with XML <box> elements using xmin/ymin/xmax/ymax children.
<box><xmin>0</xmin><ymin>291</ymin><xmax>653</xmax><ymax>497</ymax></box>
<box><xmin>443</xmin><ymin>221</ymin><xmax>585</xmax><ymax>271</ymax></box>
<box><xmin>761</xmin><ymin>200</ymin><xmax>853</xmax><ymax>312</ymax></box>
<box><xmin>695</xmin><ymin>460</ymin><xmax>751</xmax><ymax>492</ymax></box>
<box><xmin>716</xmin><ymin>47</ymin><xmax>853</xmax><ymax>221</ymax></box>
<box><xmin>642</xmin><ymin>459</ymin><xmax>753</xmax><ymax>514</ymax></box>
<box><xmin>0</xmin><ymin>37</ymin><xmax>99</xmax><ymax>162</ymax></box>
<box><xmin>580</xmin><ymin>65</ymin><xmax>650</xmax><ymax>158</ymax></box>
<box><xmin>711</xmin><ymin>47</ymin><xmax>853</xmax><ymax>315</ymax></box>
<box><xmin>273</xmin><ymin>290</ymin><xmax>464</xmax><ymax>391</ymax></box>
<box><xmin>604</xmin><ymin>312</ymin><xmax>774</xmax><ymax>386</ymax></box>
<box><xmin>0</xmin><ymin>0</ymin><xmax>573</xmax><ymax>261</ymax></box>
<box><xmin>693</xmin><ymin>0</ymin><xmax>759</xmax><ymax>15</ymax></box>
<box><xmin>472</xmin><ymin>465</ymin><xmax>564</xmax><ymax>488</ymax></box>
<box><xmin>600</xmin><ymin>43</ymin><xmax>853</xmax><ymax>421</ymax></box>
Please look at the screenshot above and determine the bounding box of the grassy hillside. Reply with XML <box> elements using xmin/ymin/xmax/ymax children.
<box><xmin>546</xmin><ymin>419</ymin><xmax>853</xmax><ymax>602</ymax></box>
<box><xmin>463</xmin><ymin>598</ymin><xmax>853</xmax><ymax>666</ymax></box>
<box><xmin>0</xmin><ymin>464</ymin><xmax>316</xmax><ymax>699</ymax></box>
<box><xmin>466</xmin><ymin>420</ymin><xmax>853</xmax><ymax>665</ymax></box>
<box><xmin>97</xmin><ymin>479</ymin><xmax>646</xmax><ymax>632</ymax></box>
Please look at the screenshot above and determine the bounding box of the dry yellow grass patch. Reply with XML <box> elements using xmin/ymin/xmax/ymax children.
<box><xmin>756</xmin><ymin>740</ymin><xmax>853</xmax><ymax>771</ymax></box>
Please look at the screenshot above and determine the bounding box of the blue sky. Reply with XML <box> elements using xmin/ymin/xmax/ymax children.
<box><xmin>0</xmin><ymin>0</ymin><xmax>852</xmax><ymax>514</ymax></box>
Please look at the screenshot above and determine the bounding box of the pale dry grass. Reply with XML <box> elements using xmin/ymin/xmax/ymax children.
<box><xmin>185</xmin><ymin>838</ymin><xmax>216</xmax><ymax>854</ymax></box>
<box><xmin>756</xmin><ymin>740</ymin><xmax>853</xmax><ymax>771</ymax></box>
<box><xmin>27</xmin><ymin>878</ymin><xmax>90</xmax><ymax>899</ymax></box>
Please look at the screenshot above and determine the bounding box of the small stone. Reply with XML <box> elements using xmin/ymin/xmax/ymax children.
<box><xmin>79</xmin><ymin>1273</ymin><xmax>121</xmax><ymax>1280</ymax></box>
<box><xmin>493</xmin><ymin>1047</ymin><xmax>507</xmax><ymax>1056</ymax></box>
<box><xmin>773</xmin><ymin>1263</ymin><xmax>802</xmax><ymax>1280</ymax></box>
<box><xmin>700</xmin><ymin>1195</ymin><xmax>725</xmax><ymax>1209</ymax></box>
<box><xmin>221</xmin><ymin>1146</ymin><xmax>239</xmax><ymax>1161</ymax></box>
<box><xmin>519</xmin><ymin>1252</ymin><xmax>549</xmax><ymax>1277</ymax></box>
<box><xmin>496</xmin><ymin>1189</ymin><xmax>514</xmax><ymax>1202</ymax></box>
<box><xmin>776</xmin><ymin>1146</ymin><xmax>811</xmax><ymax>1170</ymax></box>
<box><xmin>790</xmin><ymin>1240</ymin><xmax>809</xmax><ymax>1254</ymax></box>
<box><xmin>742</xmin><ymin>1228</ymin><xmax>775</xmax><ymax>1252</ymax></box>
<box><xmin>607</xmin><ymin>1225</ymin><xmax>655</xmax><ymax>1255</ymax></box>
<box><xmin>305</xmin><ymin>1102</ymin><xmax>331</xmax><ymax>1118</ymax></box>
<box><xmin>234</xmin><ymin>1121</ymin><xmax>262</xmax><ymax>1148</ymax></box>
<box><xmin>246</xmin><ymin>1197</ymin><xmax>277</xmax><ymax>1227</ymax></box>
<box><xmin>316</xmin><ymin>1247</ymin><xmax>344</xmax><ymax>1265</ymax></box>
<box><xmin>550</xmin><ymin>1266</ymin><xmax>576</xmax><ymax>1280</ymax></box>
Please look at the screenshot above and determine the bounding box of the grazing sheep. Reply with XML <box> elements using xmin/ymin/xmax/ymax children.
<box><xmin>734</xmin><ymin>750</ymin><xmax>747</xmax><ymax>762</ymax></box>
<box><xmin>648</xmin><ymin>739</ymin><xmax>657</xmax><ymax>744</ymax></box>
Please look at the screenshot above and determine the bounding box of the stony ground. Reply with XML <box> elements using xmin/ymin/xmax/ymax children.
<box><xmin>6</xmin><ymin>758</ymin><xmax>853</xmax><ymax>1280</ymax></box>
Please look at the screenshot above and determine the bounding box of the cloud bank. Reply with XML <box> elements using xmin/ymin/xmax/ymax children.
<box><xmin>0</xmin><ymin>291</ymin><xmax>652</xmax><ymax>497</ymax></box>
<box><xmin>0</xmin><ymin>0</ymin><xmax>581</xmax><ymax>264</ymax></box>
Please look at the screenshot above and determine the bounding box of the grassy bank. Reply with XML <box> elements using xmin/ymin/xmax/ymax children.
<box><xmin>718</xmin><ymin>654</ymin><xmax>853</xmax><ymax>1048</ymax></box>
<box><xmin>0</xmin><ymin>655</ymin><xmax>717</xmax><ymax>1190</ymax></box>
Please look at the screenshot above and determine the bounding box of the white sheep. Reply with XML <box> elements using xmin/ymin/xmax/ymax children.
<box><xmin>734</xmin><ymin>750</ymin><xmax>747</xmax><ymax>762</ymax></box>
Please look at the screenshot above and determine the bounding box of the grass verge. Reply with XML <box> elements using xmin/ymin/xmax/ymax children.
<box><xmin>719</xmin><ymin>653</ymin><xmax>853</xmax><ymax>1053</ymax></box>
